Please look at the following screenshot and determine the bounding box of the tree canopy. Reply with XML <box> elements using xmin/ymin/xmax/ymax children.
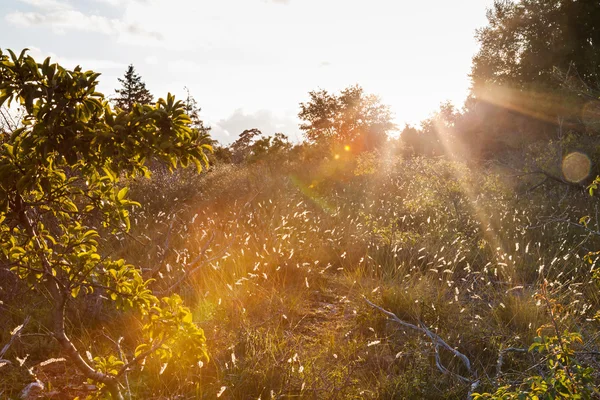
<box><xmin>472</xmin><ymin>0</ymin><xmax>600</xmax><ymax>91</ymax></box>
<box><xmin>298</xmin><ymin>85</ymin><xmax>396</xmax><ymax>153</ymax></box>
<box><xmin>114</xmin><ymin>64</ymin><xmax>154</xmax><ymax>113</ymax></box>
<box><xmin>229</xmin><ymin>129</ymin><xmax>291</xmax><ymax>164</ymax></box>
<box><xmin>184</xmin><ymin>87</ymin><xmax>212</xmax><ymax>136</ymax></box>
<box><xmin>0</xmin><ymin>49</ymin><xmax>210</xmax><ymax>399</ymax></box>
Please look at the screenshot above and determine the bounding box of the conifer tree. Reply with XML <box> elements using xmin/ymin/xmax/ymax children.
<box><xmin>114</xmin><ymin>64</ymin><xmax>153</xmax><ymax>112</ymax></box>
<box><xmin>184</xmin><ymin>87</ymin><xmax>215</xmax><ymax>147</ymax></box>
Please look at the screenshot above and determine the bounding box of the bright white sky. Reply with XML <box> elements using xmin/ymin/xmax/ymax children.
<box><xmin>2</xmin><ymin>0</ymin><xmax>494</xmax><ymax>144</ymax></box>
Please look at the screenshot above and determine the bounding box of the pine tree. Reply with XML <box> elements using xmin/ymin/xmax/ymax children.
<box><xmin>183</xmin><ymin>87</ymin><xmax>214</xmax><ymax>146</ymax></box>
<box><xmin>114</xmin><ymin>64</ymin><xmax>153</xmax><ymax>112</ymax></box>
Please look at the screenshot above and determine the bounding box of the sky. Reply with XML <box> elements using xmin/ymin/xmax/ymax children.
<box><xmin>2</xmin><ymin>0</ymin><xmax>494</xmax><ymax>144</ymax></box>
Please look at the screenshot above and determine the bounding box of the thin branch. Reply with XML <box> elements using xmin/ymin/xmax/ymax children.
<box><xmin>519</xmin><ymin>178</ymin><xmax>548</xmax><ymax>196</ymax></box>
<box><xmin>149</xmin><ymin>217</ymin><xmax>176</xmax><ymax>279</ymax></box>
<box><xmin>115</xmin><ymin>339</ymin><xmax>165</xmax><ymax>378</ymax></box>
<box><xmin>496</xmin><ymin>347</ymin><xmax>528</xmax><ymax>379</ymax></box>
<box><xmin>16</xmin><ymin>197</ymin><xmax>123</xmax><ymax>399</ymax></box>
<box><xmin>0</xmin><ymin>315</ymin><xmax>30</xmax><ymax>359</ymax></box>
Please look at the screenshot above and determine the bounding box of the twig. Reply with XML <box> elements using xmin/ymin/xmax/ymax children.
<box><xmin>496</xmin><ymin>346</ymin><xmax>528</xmax><ymax>379</ymax></box>
<box><xmin>116</xmin><ymin>339</ymin><xmax>165</xmax><ymax>378</ymax></box>
<box><xmin>101</xmin><ymin>332</ymin><xmax>132</xmax><ymax>400</ymax></box>
<box><xmin>0</xmin><ymin>315</ymin><xmax>31</xmax><ymax>359</ymax></box>
<box><xmin>149</xmin><ymin>217</ymin><xmax>176</xmax><ymax>279</ymax></box>
<box><xmin>117</xmin><ymin>337</ymin><xmax>132</xmax><ymax>400</ymax></box>
<box><xmin>519</xmin><ymin>178</ymin><xmax>548</xmax><ymax>195</ymax></box>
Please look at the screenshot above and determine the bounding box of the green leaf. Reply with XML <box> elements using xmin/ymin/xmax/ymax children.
<box><xmin>182</xmin><ymin>311</ymin><xmax>193</xmax><ymax>324</ymax></box>
<box><xmin>103</xmin><ymin>166</ymin><xmax>117</xmax><ymax>182</ymax></box>
<box><xmin>134</xmin><ymin>344</ymin><xmax>149</xmax><ymax>358</ymax></box>
<box><xmin>117</xmin><ymin>187</ymin><xmax>128</xmax><ymax>201</ymax></box>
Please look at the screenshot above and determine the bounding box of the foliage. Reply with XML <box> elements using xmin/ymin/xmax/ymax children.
<box><xmin>4</xmin><ymin>122</ymin><xmax>600</xmax><ymax>397</ymax></box>
<box><xmin>473</xmin><ymin>177</ymin><xmax>600</xmax><ymax>399</ymax></box>
<box><xmin>401</xmin><ymin>102</ymin><xmax>461</xmax><ymax>157</ymax></box>
<box><xmin>353</xmin><ymin>150</ymin><xmax>379</xmax><ymax>176</ymax></box>
<box><xmin>474</xmin><ymin>284</ymin><xmax>598</xmax><ymax>399</ymax></box>
<box><xmin>0</xmin><ymin>49</ymin><xmax>210</xmax><ymax>399</ymax></box>
<box><xmin>298</xmin><ymin>85</ymin><xmax>396</xmax><ymax>152</ymax></box>
<box><xmin>114</xmin><ymin>64</ymin><xmax>154</xmax><ymax>113</ymax></box>
<box><xmin>246</xmin><ymin>132</ymin><xmax>292</xmax><ymax>164</ymax></box>
<box><xmin>4</xmin><ymin>0</ymin><xmax>600</xmax><ymax>394</ymax></box>
<box><xmin>183</xmin><ymin>87</ymin><xmax>214</xmax><ymax>143</ymax></box>
<box><xmin>229</xmin><ymin>129</ymin><xmax>292</xmax><ymax>164</ymax></box>
<box><xmin>230</xmin><ymin>128</ymin><xmax>263</xmax><ymax>163</ymax></box>
<box><xmin>472</xmin><ymin>0</ymin><xmax>600</xmax><ymax>91</ymax></box>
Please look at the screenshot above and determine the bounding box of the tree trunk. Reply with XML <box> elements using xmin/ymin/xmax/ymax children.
<box><xmin>17</xmin><ymin>196</ymin><xmax>124</xmax><ymax>400</ymax></box>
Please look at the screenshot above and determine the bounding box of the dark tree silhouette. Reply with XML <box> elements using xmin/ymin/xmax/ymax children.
<box><xmin>230</xmin><ymin>128</ymin><xmax>263</xmax><ymax>163</ymax></box>
<box><xmin>114</xmin><ymin>64</ymin><xmax>153</xmax><ymax>112</ymax></box>
<box><xmin>463</xmin><ymin>0</ymin><xmax>600</xmax><ymax>155</ymax></box>
<box><xmin>298</xmin><ymin>85</ymin><xmax>396</xmax><ymax>153</ymax></box>
<box><xmin>184</xmin><ymin>87</ymin><xmax>212</xmax><ymax>136</ymax></box>
<box><xmin>472</xmin><ymin>0</ymin><xmax>600</xmax><ymax>91</ymax></box>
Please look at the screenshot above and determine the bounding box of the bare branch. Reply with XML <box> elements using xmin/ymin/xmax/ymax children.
<box><xmin>364</xmin><ymin>296</ymin><xmax>477</xmax><ymax>391</ymax></box>
<box><xmin>496</xmin><ymin>346</ymin><xmax>528</xmax><ymax>379</ymax></box>
<box><xmin>0</xmin><ymin>315</ymin><xmax>31</xmax><ymax>359</ymax></box>
<box><xmin>148</xmin><ymin>217</ymin><xmax>176</xmax><ymax>279</ymax></box>
<box><xmin>116</xmin><ymin>339</ymin><xmax>165</xmax><ymax>378</ymax></box>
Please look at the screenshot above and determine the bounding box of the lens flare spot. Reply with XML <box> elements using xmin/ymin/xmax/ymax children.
<box><xmin>344</xmin><ymin>145</ymin><xmax>351</xmax><ymax>152</ymax></box>
<box><xmin>334</xmin><ymin>154</ymin><xmax>340</xmax><ymax>160</ymax></box>
<box><xmin>562</xmin><ymin>152</ymin><xmax>591</xmax><ymax>183</ymax></box>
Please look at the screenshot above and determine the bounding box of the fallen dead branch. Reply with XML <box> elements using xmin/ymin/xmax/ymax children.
<box><xmin>363</xmin><ymin>297</ymin><xmax>480</xmax><ymax>398</ymax></box>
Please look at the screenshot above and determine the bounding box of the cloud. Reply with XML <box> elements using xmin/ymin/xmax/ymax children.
<box><xmin>26</xmin><ymin>46</ymin><xmax>126</xmax><ymax>71</ymax></box>
<box><xmin>17</xmin><ymin>0</ymin><xmax>70</xmax><ymax>10</ymax></box>
<box><xmin>111</xmin><ymin>0</ymin><xmax>304</xmax><ymax>51</ymax></box>
<box><xmin>123</xmin><ymin>23</ymin><xmax>163</xmax><ymax>40</ymax></box>
<box><xmin>92</xmin><ymin>0</ymin><xmax>150</xmax><ymax>6</ymax></box>
<box><xmin>7</xmin><ymin>1</ymin><xmax>163</xmax><ymax>40</ymax></box>
<box><xmin>91</xmin><ymin>0</ymin><xmax>125</xmax><ymax>6</ymax></box>
<box><xmin>210</xmin><ymin>109</ymin><xmax>301</xmax><ymax>145</ymax></box>
<box><xmin>8</xmin><ymin>10</ymin><xmax>116</xmax><ymax>34</ymax></box>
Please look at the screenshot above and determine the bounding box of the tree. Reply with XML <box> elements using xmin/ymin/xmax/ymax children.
<box><xmin>184</xmin><ymin>87</ymin><xmax>213</xmax><ymax>139</ymax></box>
<box><xmin>401</xmin><ymin>102</ymin><xmax>461</xmax><ymax>157</ymax></box>
<box><xmin>472</xmin><ymin>0</ymin><xmax>600</xmax><ymax>91</ymax></box>
<box><xmin>182</xmin><ymin>88</ymin><xmax>217</xmax><ymax>153</ymax></box>
<box><xmin>247</xmin><ymin>132</ymin><xmax>292</xmax><ymax>164</ymax></box>
<box><xmin>400</xmin><ymin>124</ymin><xmax>423</xmax><ymax>156</ymax></box>
<box><xmin>468</xmin><ymin>0</ymin><xmax>600</xmax><ymax>149</ymax></box>
<box><xmin>212</xmin><ymin>145</ymin><xmax>233</xmax><ymax>163</ymax></box>
<box><xmin>230</xmin><ymin>128</ymin><xmax>263</xmax><ymax>163</ymax></box>
<box><xmin>0</xmin><ymin>49</ymin><xmax>211</xmax><ymax>399</ymax></box>
<box><xmin>228</xmin><ymin>129</ymin><xmax>292</xmax><ymax>164</ymax></box>
<box><xmin>298</xmin><ymin>85</ymin><xmax>396</xmax><ymax>152</ymax></box>
<box><xmin>114</xmin><ymin>64</ymin><xmax>154</xmax><ymax>112</ymax></box>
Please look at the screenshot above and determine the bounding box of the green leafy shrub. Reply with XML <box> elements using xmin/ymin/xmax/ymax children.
<box><xmin>0</xmin><ymin>49</ymin><xmax>210</xmax><ymax>399</ymax></box>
